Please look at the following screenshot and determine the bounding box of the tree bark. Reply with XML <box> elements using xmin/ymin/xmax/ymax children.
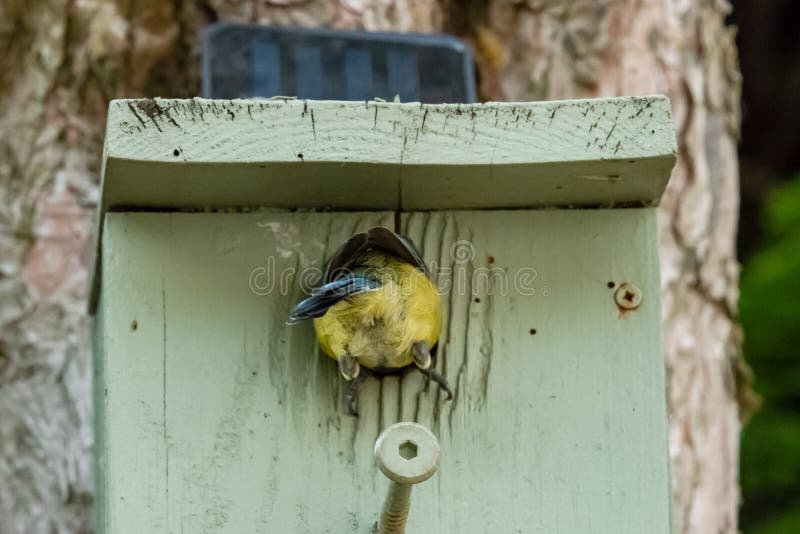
<box><xmin>0</xmin><ymin>1</ymin><xmax>750</xmax><ymax>533</ymax></box>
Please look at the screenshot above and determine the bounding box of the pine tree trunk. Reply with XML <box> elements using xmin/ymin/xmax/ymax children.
<box><xmin>0</xmin><ymin>1</ymin><xmax>749</xmax><ymax>532</ymax></box>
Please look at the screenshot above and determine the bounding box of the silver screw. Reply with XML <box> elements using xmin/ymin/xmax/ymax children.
<box><xmin>614</xmin><ymin>282</ymin><xmax>643</xmax><ymax>310</ymax></box>
<box><xmin>374</xmin><ymin>422</ymin><xmax>440</xmax><ymax>534</ymax></box>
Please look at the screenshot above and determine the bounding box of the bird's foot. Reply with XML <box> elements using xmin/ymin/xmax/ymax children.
<box><xmin>345</xmin><ymin>378</ymin><xmax>360</xmax><ymax>416</ymax></box>
<box><xmin>411</xmin><ymin>340</ymin><xmax>432</xmax><ymax>370</ymax></box>
<box><xmin>418</xmin><ymin>366</ymin><xmax>454</xmax><ymax>400</ymax></box>
<box><xmin>344</xmin><ymin>368</ymin><xmax>368</xmax><ymax>417</ymax></box>
<box><xmin>338</xmin><ymin>354</ymin><xmax>360</xmax><ymax>381</ymax></box>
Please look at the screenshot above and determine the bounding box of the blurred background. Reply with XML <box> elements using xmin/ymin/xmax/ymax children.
<box><xmin>0</xmin><ymin>0</ymin><xmax>798</xmax><ymax>532</ymax></box>
<box><xmin>732</xmin><ymin>1</ymin><xmax>800</xmax><ymax>532</ymax></box>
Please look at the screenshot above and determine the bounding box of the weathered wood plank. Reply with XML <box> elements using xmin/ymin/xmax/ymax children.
<box><xmin>100</xmin><ymin>211</ymin><xmax>397</xmax><ymax>534</ymax></box>
<box><xmin>100</xmin><ymin>215</ymin><xmax>171</xmax><ymax>531</ymax></box>
<box><xmin>401</xmin><ymin>210</ymin><xmax>670</xmax><ymax>533</ymax></box>
<box><xmin>90</xmin><ymin>96</ymin><xmax>676</xmax><ymax>313</ymax></box>
<box><xmin>98</xmin><ymin>209</ymin><xmax>670</xmax><ymax>533</ymax></box>
<box><xmin>101</xmin><ymin>96</ymin><xmax>676</xmax><ymax>212</ymax></box>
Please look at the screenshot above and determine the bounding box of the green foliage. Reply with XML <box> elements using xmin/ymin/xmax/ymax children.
<box><xmin>740</xmin><ymin>176</ymin><xmax>800</xmax><ymax>533</ymax></box>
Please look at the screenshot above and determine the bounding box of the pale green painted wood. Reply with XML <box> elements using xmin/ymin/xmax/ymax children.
<box><xmin>98</xmin><ymin>214</ymin><xmax>173</xmax><ymax>531</ymax></box>
<box><xmin>97</xmin><ymin>209</ymin><xmax>670</xmax><ymax>533</ymax></box>
<box><xmin>101</xmin><ymin>96</ymin><xmax>676</xmax><ymax>212</ymax></box>
<box><xmin>92</xmin><ymin>287</ymin><xmax>108</xmax><ymax>531</ymax></box>
<box><xmin>90</xmin><ymin>96</ymin><xmax>676</xmax><ymax>312</ymax></box>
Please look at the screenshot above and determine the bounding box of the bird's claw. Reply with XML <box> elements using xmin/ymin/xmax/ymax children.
<box><xmin>344</xmin><ymin>370</ymin><xmax>364</xmax><ymax>416</ymax></box>
<box><xmin>419</xmin><ymin>366</ymin><xmax>454</xmax><ymax>400</ymax></box>
<box><xmin>345</xmin><ymin>390</ymin><xmax>359</xmax><ymax>416</ymax></box>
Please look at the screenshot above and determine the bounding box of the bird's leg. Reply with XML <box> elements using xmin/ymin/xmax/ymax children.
<box><xmin>339</xmin><ymin>354</ymin><xmax>362</xmax><ymax>416</ymax></box>
<box><xmin>338</xmin><ymin>353</ymin><xmax>360</xmax><ymax>381</ymax></box>
<box><xmin>411</xmin><ymin>340</ymin><xmax>432</xmax><ymax>370</ymax></box>
<box><xmin>412</xmin><ymin>341</ymin><xmax>453</xmax><ymax>400</ymax></box>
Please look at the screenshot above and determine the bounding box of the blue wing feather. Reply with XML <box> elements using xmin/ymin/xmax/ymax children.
<box><xmin>288</xmin><ymin>275</ymin><xmax>381</xmax><ymax>324</ymax></box>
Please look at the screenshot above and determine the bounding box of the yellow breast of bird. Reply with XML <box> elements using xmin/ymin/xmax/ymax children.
<box><xmin>313</xmin><ymin>257</ymin><xmax>442</xmax><ymax>371</ymax></box>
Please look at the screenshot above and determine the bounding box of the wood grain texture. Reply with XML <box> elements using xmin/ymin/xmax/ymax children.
<box><xmin>450</xmin><ymin>3</ymin><xmax>748</xmax><ymax>530</ymax></box>
<box><xmin>0</xmin><ymin>1</ymin><xmax>746</xmax><ymax>533</ymax></box>
<box><xmin>100</xmin><ymin>97</ymin><xmax>676</xmax><ymax>212</ymax></box>
<box><xmin>90</xmin><ymin>96</ymin><xmax>677</xmax><ymax>314</ymax></box>
<box><xmin>98</xmin><ymin>209</ymin><xmax>669</xmax><ymax>533</ymax></box>
<box><xmin>106</xmin><ymin>97</ymin><xmax>675</xmax><ymax>165</ymax></box>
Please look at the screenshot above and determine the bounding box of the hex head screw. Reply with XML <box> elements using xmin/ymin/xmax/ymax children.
<box><xmin>374</xmin><ymin>422</ymin><xmax>440</xmax><ymax>534</ymax></box>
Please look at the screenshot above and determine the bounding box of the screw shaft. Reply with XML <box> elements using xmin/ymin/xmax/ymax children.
<box><xmin>374</xmin><ymin>422</ymin><xmax>440</xmax><ymax>533</ymax></box>
<box><xmin>378</xmin><ymin>482</ymin><xmax>412</xmax><ymax>534</ymax></box>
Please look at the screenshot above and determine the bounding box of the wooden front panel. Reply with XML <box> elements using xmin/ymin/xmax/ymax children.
<box><xmin>96</xmin><ymin>209</ymin><xmax>669</xmax><ymax>533</ymax></box>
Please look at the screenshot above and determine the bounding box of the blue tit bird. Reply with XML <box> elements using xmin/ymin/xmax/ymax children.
<box><xmin>288</xmin><ymin>227</ymin><xmax>452</xmax><ymax>415</ymax></box>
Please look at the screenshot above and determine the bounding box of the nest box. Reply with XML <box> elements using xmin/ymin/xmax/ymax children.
<box><xmin>92</xmin><ymin>95</ymin><xmax>677</xmax><ymax>533</ymax></box>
